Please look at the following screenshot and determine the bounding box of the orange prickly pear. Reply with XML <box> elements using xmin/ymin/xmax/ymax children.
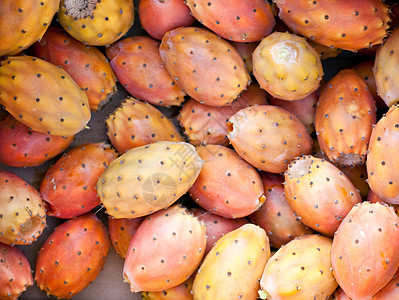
<box><xmin>141</xmin><ymin>276</ymin><xmax>194</xmax><ymax>300</ymax></box>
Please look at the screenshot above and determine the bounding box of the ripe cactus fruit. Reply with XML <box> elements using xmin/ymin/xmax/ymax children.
<box><xmin>249</xmin><ymin>173</ymin><xmax>313</xmax><ymax>249</ymax></box>
<box><xmin>178</xmin><ymin>83</ymin><xmax>268</xmax><ymax>146</ymax></box>
<box><xmin>0</xmin><ymin>170</ymin><xmax>46</xmax><ymax>246</ymax></box>
<box><xmin>339</xmin><ymin>164</ymin><xmax>370</xmax><ymax>200</ymax></box>
<box><xmin>105</xmin><ymin>36</ymin><xmax>185</xmax><ymax>107</ymax></box>
<box><xmin>123</xmin><ymin>205</ymin><xmax>206</xmax><ymax>292</ymax></box>
<box><xmin>40</xmin><ymin>142</ymin><xmax>118</xmax><ymax>219</ymax></box>
<box><xmin>331</xmin><ymin>202</ymin><xmax>399</xmax><ymax>299</ymax></box>
<box><xmin>35</xmin><ymin>213</ymin><xmax>111</xmax><ymax>299</ymax></box>
<box><xmin>259</xmin><ymin>235</ymin><xmax>337</xmax><ymax>300</ymax></box>
<box><xmin>30</xmin><ymin>26</ymin><xmax>117</xmax><ymax>111</ymax></box>
<box><xmin>231</xmin><ymin>42</ymin><xmax>258</xmax><ymax>73</ymax></box>
<box><xmin>108</xmin><ymin>217</ymin><xmax>143</xmax><ymax>259</ymax></box>
<box><xmin>192</xmin><ymin>224</ymin><xmax>270</xmax><ymax>299</ymax></box>
<box><xmin>372</xmin><ymin>269</ymin><xmax>399</xmax><ymax>299</ymax></box>
<box><xmin>138</xmin><ymin>0</ymin><xmax>195</xmax><ymax>40</ymax></box>
<box><xmin>275</xmin><ymin>0</ymin><xmax>390</xmax><ymax>51</ymax></box>
<box><xmin>0</xmin><ymin>0</ymin><xmax>59</xmax><ymax>56</ymax></box>
<box><xmin>105</xmin><ymin>98</ymin><xmax>183</xmax><ymax>154</ymax></box>
<box><xmin>57</xmin><ymin>0</ymin><xmax>135</xmax><ymax>46</ymax></box>
<box><xmin>315</xmin><ymin>69</ymin><xmax>376</xmax><ymax>167</ymax></box>
<box><xmin>367</xmin><ymin>104</ymin><xmax>399</xmax><ymax>204</ymax></box>
<box><xmin>185</xmin><ymin>0</ymin><xmax>275</xmax><ymax>42</ymax></box>
<box><xmin>253</xmin><ymin>32</ymin><xmax>323</xmax><ymax>101</ymax></box>
<box><xmin>0</xmin><ymin>243</ymin><xmax>33</xmax><ymax>300</ymax></box>
<box><xmin>374</xmin><ymin>27</ymin><xmax>399</xmax><ymax>107</ymax></box>
<box><xmin>0</xmin><ymin>114</ymin><xmax>74</xmax><ymax>167</ymax></box>
<box><xmin>0</xmin><ymin>56</ymin><xmax>91</xmax><ymax>136</ymax></box>
<box><xmin>97</xmin><ymin>141</ymin><xmax>204</xmax><ymax>219</ymax></box>
<box><xmin>307</xmin><ymin>40</ymin><xmax>342</xmax><ymax>60</ymax></box>
<box><xmin>159</xmin><ymin>27</ymin><xmax>250</xmax><ymax>106</ymax></box>
<box><xmin>141</xmin><ymin>276</ymin><xmax>194</xmax><ymax>300</ymax></box>
<box><xmin>227</xmin><ymin>105</ymin><xmax>313</xmax><ymax>173</ymax></box>
<box><xmin>284</xmin><ymin>155</ymin><xmax>362</xmax><ymax>236</ymax></box>
<box><xmin>189</xmin><ymin>144</ymin><xmax>265</xmax><ymax>218</ymax></box>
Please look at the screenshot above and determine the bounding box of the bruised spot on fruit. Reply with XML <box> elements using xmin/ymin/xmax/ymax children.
<box><xmin>20</xmin><ymin>215</ymin><xmax>42</xmax><ymax>239</ymax></box>
<box><xmin>336</xmin><ymin>153</ymin><xmax>363</xmax><ymax>167</ymax></box>
<box><xmin>289</xmin><ymin>159</ymin><xmax>311</xmax><ymax>178</ymax></box>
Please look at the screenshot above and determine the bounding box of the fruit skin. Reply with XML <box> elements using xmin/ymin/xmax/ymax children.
<box><xmin>227</xmin><ymin>105</ymin><xmax>313</xmax><ymax>173</ymax></box>
<box><xmin>367</xmin><ymin>104</ymin><xmax>399</xmax><ymax>204</ymax></box>
<box><xmin>0</xmin><ymin>56</ymin><xmax>91</xmax><ymax>136</ymax></box>
<box><xmin>374</xmin><ymin>27</ymin><xmax>399</xmax><ymax>107</ymax></box>
<box><xmin>57</xmin><ymin>0</ymin><xmax>135</xmax><ymax>46</ymax></box>
<box><xmin>105</xmin><ymin>98</ymin><xmax>183</xmax><ymax>154</ymax></box>
<box><xmin>275</xmin><ymin>0</ymin><xmax>390</xmax><ymax>51</ymax></box>
<box><xmin>40</xmin><ymin>142</ymin><xmax>118</xmax><ymax>219</ymax></box>
<box><xmin>106</xmin><ymin>36</ymin><xmax>185</xmax><ymax>107</ymax></box>
<box><xmin>185</xmin><ymin>0</ymin><xmax>275</xmax><ymax>42</ymax></box>
<box><xmin>339</xmin><ymin>164</ymin><xmax>370</xmax><ymax>201</ymax></box>
<box><xmin>178</xmin><ymin>83</ymin><xmax>268</xmax><ymax>146</ymax></box>
<box><xmin>0</xmin><ymin>243</ymin><xmax>33</xmax><ymax>300</ymax></box>
<box><xmin>0</xmin><ymin>114</ymin><xmax>74</xmax><ymax>167</ymax></box>
<box><xmin>315</xmin><ymin>69</ymin><xmax>376</xmax><ymax>167</ymax></box>
<box><xmin>138</xmin><ymin>0</ymin><xmax>195</xmax><ymax>40</ymax></box>
<box><xmin>30</xmin><ymin>26</ymin><xmax>117</xmax><ymax>111</ymax></box>
<box><xmin>284</xmin><ymin>155</ymin><xmax>362</xmax><ymax>236</ymax></box>
<box><xmin>192</xmin><ymin>224</ymin><xmax>270</xmax><ymax>300</ymax></box>
<box><xmin>123</xmin><ymin>205</ymin><xmax>206</xmax><ymax>292</ymax></box>
<box><xmin>252</xmin><ymin>32</ymin><xmax>323</xmax><ymax>101</ymax></box>
<box><xmin>159</xmin><ymin>27</ymin><xmax>250</xmax><ymax>106</ymax></box>
<box><xmin>35</xmin><ymin>213</ymin><xmax>111</xmax><ymax>299</ymax></box>
<box><xmin>0</xmin><ymin>0</ymin><xmax>59</xmax><ymax>56</ymax></box>
<box><xmin>189</xmin><ymin>144</ymin><xmax>265</xmax><ymax>218</ymax></box>
<box><xmin>231</xmin><ymin>42</ymin><xmax>258</xmax><ymax>73</ymax></box>
<box><xmin>141</xmin><ymin>276</ymin><xmax>194</xmax><ymax>300</ymax></box>
<box><xmin>97</xmin><ymin>141</ymin><xmax>204</xmax><ymax>219</ymax></box>
<box><xmin>331</xmin><ymin>202</ymin><xmax>399</xmax><ymax>300</ymax></box>
<box><xmin>260</xmin><ymin>235</ymin><xmax>337</xmax><ymax>300</ymax></box>
<box><xmin>108</xmin><ymin>217</ymin><xmax>143</xmax><ymax>259</ymax></box>
<box><xmin>249</xmin><ymin>173</ymin><xmax>313</xmax><ymax>248</ymax></box>
<box><xmin>0</xmin><ymin>170</ymin><xmax>46</xmax><ymax>246</ymax></box>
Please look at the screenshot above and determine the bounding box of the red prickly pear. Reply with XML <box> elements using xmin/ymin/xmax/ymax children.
<box><xmin>373</xmin><ymin>269</ymin><xmax>399</xmax><ymax>299</ymax></box>
<box><xmin>331</xmin><ymin>202</ymin><xmax>399</xmax><ymax>300</ymax></box>
<box><xmin>0</xmin><ymin>114</ymin><xmax>74</xmax><ymax>167</ymax></box>
<box><xmin>159</xmin><ymin>27</ymin><xmax>250</xmax><ymax>106</ymax></box>
<box><xmin>333</xmin><ymin>288</ymin><xmax>351</xmax><ymax>300</ymax></box>
<box><xmin>141</xmin><ymin>276</ymin><xmax>194</xmax><ymax>300</ymax></box>
<box><xmin>40</xmin><ymin>142</ymin><xmax>118</xmax><ymax>219</ymax></box>
<box><xmin>339</xmin><ymin>164</ymin><xmax>370</xmax><ymax>200</ymax></box>
<box><xmin>123</xmin><ymin>205</ymin><xmax>207</xmax><ymax>292</ymax></box>
<box><xmin>231</xmin><ymin>42</ymin><xmax>259</xmax><ymax>73</ymax></box>
<box><xmin>0</xmin><ymin>243</ymin><xmax>33</xmax><ymax>299</ymax></box>
<box><xmin>307</xmin><ymin>39</ymin><xmax>342</xmax><ymax>60</ymax></box>
<box><xmin>0</xmin><ymin>170</ymin><xmax>46</xmax><ymax>245</ymax></box>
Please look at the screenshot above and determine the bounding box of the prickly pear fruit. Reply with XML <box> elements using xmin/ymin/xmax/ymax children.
<box><xmin>0</xmin><ymin>114</ymin><xmax>74</xmax><ymax>167</ymax></box>
<box><xmin>192</xmin><ymin>224</ymin><xmax>270</xmax><ymax>300</ymax></box>
<box><xmin>331</xmin><ymin>202</ymin><xmax>399</xmax><ymax>299</ymax></box>
<box><xmin>253</xmin><ymin>32</ymin><xmax>323</xmax><ymax>101</ymax></box>
<box><xmin>178</xmin><ymin>83</ymin><xmax>268</xmax><ymax>146</ymax></box>
<box><xmin>339</xmin><ymin>164</ymin><xmax>370</xmax><ymax>200</ymax></box>
<box><xmin>284</xmin><ymin>155</ymin><xmax>361</xmax><ymax>236</ymax></box>
<box><xmin>123</xmin><ymin>205</ymin><xmax>206</xmax><ymax>292</ymax></box>
<box><xmin>30</xmin><ymin>26</ymin><xmax>117</xmax><ymax>111</ymax></box>
<box><xmin>231</xmin><ymin>42</ymin><xmax>258</xmax><ymax>73</ymax></box>
<box><xmin>0</xmin><ymin>170</ymin><xmax>46</xmax><ymax>245</ymax></box>
<box><xmin>186</xmin><ymin>0</ymin><xmax>275</xmax><ymax>42</ymax></box>
<box><xmin>192</xmin><ymin>208</ymin><xmax>248</xmax><ymax>254</ymax></box>
<box><xmin>259</xmin><ymin>235</ymin><xmax>337</xmax><ymax>300</ymax></box>
<box><xmin>40</xmin><ymin>142</ymin><xmax>118</xmax><ymax>219</ymax></box>
<box><xmin>372</xmin><ymin>269</ymin><xmax>399</xmax><ymax>299</ymax></box>
<box><xmin>189</xmin><ymin>144</ymin><xmax>265</xmax><ymax>218</ymax></box>
<box><xmin>374</xmin><ymin>27</ymin><xmax>399</xmax><ymax>107</ymax></box>
<box><xmin>35</xmin><ymin>213</ymin><xmax>110</xmax><ymax>299</ymax></box>
<box><xmin>0</xmin><ymin>0</ymin><xmax>59</xmax><ymax>56</ymax></box>
<box><xmin>249</xmin><ymin>173</ymin><xmax>313</xmax><ymax>248</ymax></box>
<box><xmin>333</xmin><ymin>288</ymin><xmax>351</xmax><ymax>300</ymax></box>
<box><xmin>308</xmin><ymin>39</ymin><xmax>342</xmax><ymax>60</ymax></box>
<box><xmin>0</xmin><ymin>56</ymin><xmax>91</xmax><ymax>136</ymax></box>
<box><xmin>108</xmin><ymin>217</ymin><xmax>143</xmax><ymax>259</ymax></box>
<box><xmin>57</xmin><ymin>0</ymin><xmax>135</xmax><ymax>46</ymax></box>
<box><xmin>275</xmin><ymin>0</ymin><xmax>390</xmax><ymax>51</ymax></box>
<box><xmin>142</xmin><ymin>276</ymin><xmax>194</xmax><ymax>300</ymax></box>
<box><xmin>227</xmin><ymin>105</ymin><xmax>313</xmax><ymax>173</ymax></box>
<box><xmin>105</xmin><ymin>98</ymin><xmax>183</xmax><ymax>154</ymax></box>
<box><xmin>159</xmin><ymin>27</ymin><xmax>250</xmax><ymax>106</ymax></box>
<box><xmin>367</xmin><ymin>104</ymin><xmax>399</xmax><ymax>204</ymax></box>
<box><xmin>315</xmin><ymin>69</ymin><xmax>376</xmax><ymax>167</ymax></box>
<box><xmin>105</xmin><ymin>36</ymin><xmax>185</xmax><ymax>107</ymax></box>
<box><xmin>0</xmin><ymin>243</ymin><xmax>33</xmax><ymax>300</ymax></box>
<box><xmin>138</xmin><ymin>0</ymin><xmax>195</xmax><ymax>40</ymax></box>
<box><xmin>97</xmin><ymin>141</ymin><xmax>203</xmax><ymax>219</ymax></box>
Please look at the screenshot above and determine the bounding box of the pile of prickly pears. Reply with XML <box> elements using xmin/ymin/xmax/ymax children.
<box><xmin>2</xmin><ymin>0</ymin><xmax>399</xmax><ymax>299</ymax></box>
